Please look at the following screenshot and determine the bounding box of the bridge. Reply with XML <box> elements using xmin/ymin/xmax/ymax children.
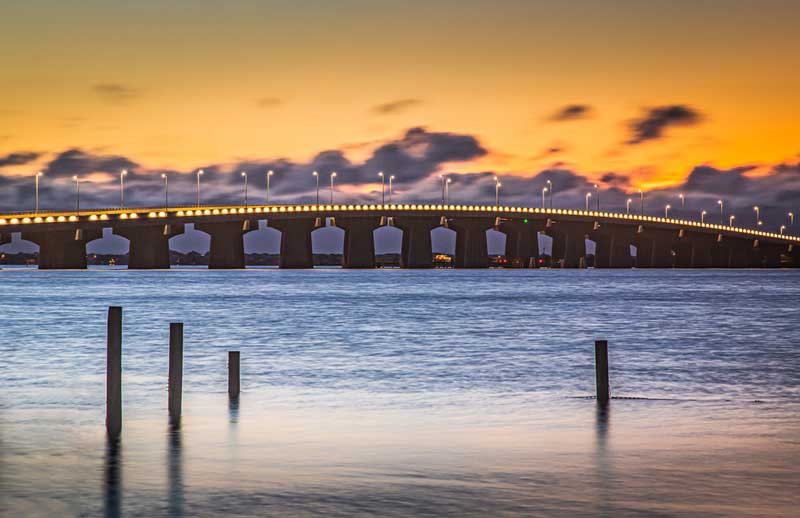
<box><xmin>1</xmin><ymin>203</ymin><xmax>799</xmax><ymax>269</ymax></box>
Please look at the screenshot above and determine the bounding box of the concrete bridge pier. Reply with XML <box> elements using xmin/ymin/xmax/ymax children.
<box><xmin>195</xmin><ymin>219</ymin><xmax>258</xmax><ymax>269</ymax></box>
<box><xmin>548</xmin><ymin>221</ymin><xmax>592</xmax><ymax>268</ymax></box>
<box><xmin>673</xmin><ymin>232</ymin><xmax>716</xmax><ymax>268</ymax></box>
<box><xmin>499</xmin><ymin>219</ymin><xmax>543</xmax><ymax>267</ymax></box>
<box><xmin>0</xmin><ymin>232</ymin><xmax>10</xmax><ymax>247</ymax></box>
<box><xmin>724</xmin><ymin>239</ymin><xmax>758</xmax><ymax>268</ymax></box>
<box><xmin>115</xmin><ymin>223</ymin><xmax>184</xmax><ymax>269</ymax></box>
<box><xmin>633</xmin><ymin>228</ymin><xmax>676</xmax><ymax>268</ymax></box>
<box><xmin>754</xmin><ymin>241</ymin><xmax>783</xmax><ymax>268</ymax></box>
<box><xmin>336</xmin><ymin>216</ymin><xmax>382</xmax><ymax>268</ymax></box>
<box><xmin>268</xmin><ymin>218</ymin><xmax>316</xmax><ymax>269</ymax></box>
<box><xmin>396</xmin><ymin>217</ymin><xmax>438</xmax><ymax>268</ymax></box>
<box><xmin>451</xmin><ymin>217</ymin><xmax>493</xmax><ymax>268</ymax></box>
<box><xmin>591</xmin><ymin>226</ymin><xmax>634</xmax><ymax>268</ymax></box>
<box><xmin>22</xmin><ymin>227</ymin><xmax>102</xmax><ymax>269</ymax></box>
<box><xmin>788</xmin><ymin>244</ymin><xmax>800</xmax><ymax>267</ymax></box>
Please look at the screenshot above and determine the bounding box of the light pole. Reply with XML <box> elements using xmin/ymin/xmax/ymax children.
<box><xmin>72</xmin><ymin>175</ymin><xmax>81</xmax><ymax>215</ymax></box>
<box><xmin>494</xmin><ymin>176</ymin><xmax>501</xmax><ymax>207</ymax></box>
<box><xmin>389</xmin><ymin>175</ymin><xmax>395</xmax><ymax>203</ymax></box>
<box><xmin>542</xmin><ymin>187</ymin><xmax>548</xmax><ymax>209</ymax></box>
<box><xmin>120</xmin><ymin>169</ymin><xmax>127</xmax><ymax>209</ymax></box>
<box><xmin>594</xmin><ymin>183</ymin><xmax>599</xmax><ymax>211</ymax></box>
<box><xmin>639</xmin><ymin>189</ymin><xmax>644</xmax><ymax>215</ymax></box>
<box><xmin>665</xmin><ymin>204</ymin><xmax>671</xmax><ymax>218</ymax></box>
<box><xmin>161</xmin><ymin>173</ymin><xmax>169</xmax><ymax>210</ymax></box>
<box><xmin>729</xmin><ymin>215</ymin><xmax>735</xmax><ymax>227</ymax></box>
<box><xmin>626</xmin><ymin>198</ymin><xmax>632</xmax><ymax>215</ymax></box>
<box><xmin>445</xmin><ymin>178</ymin><xmax>452</xmax><ymax>204</ymax></box>
<box><xmin>312</xmin><ymin>171</ymin><xmax>319</xmax><ymax>204</ymax></box>
<box><xmin>330</xmin><ymin>171</ymin><xmax>337</xmax><ymax>204</ymax></box>
<box><xmin>753</xmin><ymin>206</ymin><xmax>760</xmax><ymax>226</ymax></box>
<box><xmin>701</xmin><ymin>210</ymin><xmax>707</xmax><ymax>224</ymax></box>
<box><xmin>546</xmin><ymin>179</ymin><xmax>553</xmax><ymax>208</ymax></box>
<box><xmin>679</xmin><ymin>193</ymin><xmax>685</xmax><ymax>209</ymax></box>
<box><xmin>34</xmin><ymin>171</ymin><xmax>43</xmax><ymax>213</ymax></box>
<box><xmin>789</xmin><ymin>212</ymin><xmax>794</xmax><ymax>227</ymax></box>
<box><xmin>196</xmin><ymin>169</ymin><xmax>203</xmax><ymax>207</ymax></box>
<box><xmin>717</xmin><ymin>199</ymin><xmax>724</xmax><ymax>224</ymax></box>
<box><xmin>439</xmin><ymin>174</ymin><xmax>446</xmax><ymax>204</ymax></box>
<box><xmin>585</xmin><ymin>192</ymin><xmax>592</xmax><ymax>211</ymax></box>
<box><xmin>378</xmin><ymin>172</ymin><xmax>385</xmax><ymax>204</ymax></box>
<box><xmin>780</xmin><ymin>225</ymin><xmax>786</xmax><ymax>235</ymax></box>
<box><xmin>266</xmin><ymin>170</ymin><xmax>274</xmax><ymax>205</ymax></box>
<box><xmin>241</xmin><ymin>171</ymin><xmax>248</xmax><ymax>206</ymax></box>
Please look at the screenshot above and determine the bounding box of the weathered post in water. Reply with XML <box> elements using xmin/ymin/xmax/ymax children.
<box><xmin>228</xmin><ymin>351</ymin><xmax>240</xmax><ymax>399</ymax></box>
<box><xmin>595</xmin><ymin>340</ymin><xmax>609</xmax><ymax>404</ymax></box>
<box><xmin>168</xmin><ymin>323</ymin><xmax>184</xmax><ymax>422</ymax></box>
<box><xmin>107</xmin><ymin>306</ymin><xmax>122</xmax><ymax>440</ymax></box>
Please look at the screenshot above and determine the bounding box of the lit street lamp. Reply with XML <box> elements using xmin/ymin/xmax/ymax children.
<box><xmin>593</xmin><ymin>183</ymin><xmax>599</xmax><ymax>211</ymax></box>
<box><xmin>546</xmin><ymin>179</ymin><xmax>553</xmax><ymax>208</ymax></box>
<box><xmin>445</xmin><ymin>177</ymin><xmax>452</xmax><ymax>203</ymax></box>
<box><xmin>389</xmin><ymin>175</ymin><xmax>395</xmax><ymax>203</ymax></box>
<box><xmin>717</xmin><ymin>199</ymin><xmax>724</xmax><ymax>224</ymax></box>
<box><xmin>494</xmin><ymin>176</ymin><xmax>501</xmax><ymax>207</ymax></box>
<box><xmin>701</xmin><ymin>210</ymin><xmax>707</xmax><ymax>224</ymax></box>
<box><xmin>34</xmin><ymin>171</ymin><xmax>43</xmax><ymax>213</ymax></box>
<box><xmin>585</xmin><ymin>192</ymin><xmax>592</xmax><ymax>211</ymax></box>
<box><xmin>266</xmin><ymin>170</ymin><xmax>274</xmax><ymax>205</ymax></box>
<box><xmin>72</xmin><ymin>175</ymin><xmax>81</xmax><ymax>215</ymax></box>
<box><xmin>196</xmin><ymin>170</ymin><xmax>203</xmax><ymax>207</ymax></box>
<box><xmin>753</xmin><ymin>206</ymin><xmax>760</xmax><ymax>226</ymax></box>
<box><xmin>789</xmin><ymin>212</ymin><xmax>794</xmax><ymax>227</ymax></box>
<box><xmin>439</xmin><ymin>174</ymin><xmax>446</xmax><ymax>204</ymax></box>
<box><xmin>330</xmin><ymin>171</ymin><xmax>337</xmax><ymax>204</ymax></box>
<box><xmin>729</xmin><ymin>215</ymin><xmax>735</xmax><ymax>227</ymax></box>
<box><xmin>639</xmin><ymin>189</ymin><xmax>644</xmax><ymax>215</ymax></box>
<box><xmin>665</xmin><ymin>204</ymin><xmax>671</xmax><ymax>218</ymax></box>
<box><xmin>241</xmin><ymin>171</ymin><xmax>248</xmax><ymax>206</ymax></box>
<box><xmin>378</xmin><ymin>171</ymin><xmax>385</xmax><ymax>204</ymax></box>
<box><xmin>120</xmin><ymin>169</ymin><xmax>127</xmax><ymax>209</ymax></box>
<box><xmin>161</xmin><ymin>173</ymin><xmax>169</xmax><ymax>210</ymax></box>
<box><xmin>780</xmin><ymin>225</ymin><xmax>786</xmax><ymax>235</ymax></box>
<box><xmin>626</xmin><ymin>198</ymin><xmax>632</xmax><ymax>215</ymax></box>
<box><xmin>542</xmin><ymin>187</ymin><xmax>548</xmax><ymax>209</ymax></box>
<box><xmin>679</xmin><ymin>193</ymin><xmax>685</xmax><ymax>209</ymax></box>
<box><xmin>312</xmin><ymin>171</ymin><xmax>319</xmax><ymax>204</ymax></box>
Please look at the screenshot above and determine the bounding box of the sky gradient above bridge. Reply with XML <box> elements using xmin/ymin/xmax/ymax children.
<box><xmin>1</xmin><ymin>0</ymin><xmax>799</xmax><ymax>230</ymax></box>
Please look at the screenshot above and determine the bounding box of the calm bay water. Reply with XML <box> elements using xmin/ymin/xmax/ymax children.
<box><xmin>1</xmin><ymin>267</ymin><xmax>799</xmax><ymax>516</ymax></box>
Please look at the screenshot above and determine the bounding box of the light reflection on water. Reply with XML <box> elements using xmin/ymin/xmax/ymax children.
<box><xmin>1</xmin><ymin>268</ymin><xmax>800</xmax><ymax>516</ymax></box>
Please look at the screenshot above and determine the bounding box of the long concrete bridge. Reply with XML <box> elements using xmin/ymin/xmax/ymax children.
<box><xmin>1</xmin><ymin>203</ymin><xmax>798</xmax><ymax>269</ymax></box>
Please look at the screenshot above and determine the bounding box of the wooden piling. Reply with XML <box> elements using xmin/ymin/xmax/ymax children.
<box><xmin>228</xmin><ymin>351</ymin><xmax>240</xmax><ymax>399</ymax></box>
<box><xmin>168</xmin><ymin>323</ymin><xmax>183</xmax><ymax>421</ymax></box>
<box><xmin>595</xmin><ymin>340</ymin><xmax>609</xmax><ymax>404</ymax></box>
<box><xmin>106</xmin><ymin>306</ymin><xmax>122</xmax><ymax>440</ymax></box>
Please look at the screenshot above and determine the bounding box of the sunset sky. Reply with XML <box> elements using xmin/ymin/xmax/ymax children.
<box><xmin>1</xmin><ymin>0</ymin><xmax>799</xmax><ymax>230</ymax></box>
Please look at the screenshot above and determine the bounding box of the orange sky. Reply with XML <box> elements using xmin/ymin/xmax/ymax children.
<box><xmin>1</xmin><ymin>0</ymin><xmax>799</xmax><ymax>188</ymax></box>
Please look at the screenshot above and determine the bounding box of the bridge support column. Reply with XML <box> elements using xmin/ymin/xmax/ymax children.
<box><xmin>195</xmin><ymin>220</ymin><xmax>257</xmax><ymax>269</ymax></box>
<box><xmin>674</xmin><ymin>232</ymin><xmax>716</xmax><ymax>268</ymax></box>
<box><xmin>115</xmin><ymin>224</ymin><xmax>184</xmax><ymax>269</ymax></box>
<box><xmin>788</xmin><ymin>244</ymin><xmax>800</xmax><ymax>268</ymax></box>
<box><xmin>22</xmin><ymin>227</ymin><xmax>102</xmax><ymax>269</ymax></box>
<box><xmin>451</xmin><ymin>218</ymin><xmax>493</xmax><ymax>268</ymax></box>
<box><xmin>592</xmin><ymin>227</ymin><xmax>633</xmax><ymax>268</ymax></box>
<box><xmin>0</xmin><ymin>232</ymin><xmax>10</xmax><ymax>247</ymax></box>
<box><xmin>499</xmin><ymin>219</ymin><xmax>543</xmax><ymax>267</ymax></box>
<box><xmin>336</xmin><ymin>216</ymin><xmax>382</xmax><ymax>268</ymax></box>
<box><xmin>633</xmin><ymin>228</ymin><xmax>676</xmax><ymax>268</ymax></box>
<box><xmin>268</xmin><ymin>218</ymin><xmax>315</xmax><ymax>269</ymax></box>
<box><xmin>396</xmin><ymin>217</ymin><xmax>438</xmax><ymax>268</ymax></box>
<box><xmin>754</xmin><ymin>241</ymin><xmax>783</xmax><ymax>268</ymax></box>
<box><xmin>548</xmin><ymin>221</ymin><xmax>591</xmax><ymax>268</ymax></box>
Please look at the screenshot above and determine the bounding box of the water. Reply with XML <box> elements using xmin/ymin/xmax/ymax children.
<box><xmin>1</xmin><ymin>268</ymin><xmax>799</xmax><ymax>517</ymax></box>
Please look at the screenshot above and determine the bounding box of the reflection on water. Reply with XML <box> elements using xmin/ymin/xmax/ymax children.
<box><xmin>1</xmin><ymin>268</ymin><xmax>799</xmax><ymax>516</ymax></box>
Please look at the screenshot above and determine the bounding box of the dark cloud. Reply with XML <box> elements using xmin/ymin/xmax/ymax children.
<box><xmin>256</xmin><ymin>97</ymin><xmax>283</xmax><ymax>108</ymax></box>
<box><xmin>600</xmin><ymin>172</ymin><xmax>630</xmax><ymax>187</ymax></box>
<box><xmin>371</xmin><ymin>99</ymin><xmax>423</xmax><ymax>115</ymax></box>
<box><xmin>45</xmin><ymin>148</ymin><xmax>139</xmax><ymax>179</ymax></box>
<box><xmin>626</xmin><ymin>105</ymin><xmax>702</xmax><ymax>144</ymax></box>
<box><xmin>92</xmin><ymin>83</ymin><xmax>141</xmax><ymax>103</ymax></box>
<box><xmin>549</xmin><ymin>104</ymin><xmax>592</xmax><ymax>122</ymax></box>
<box><xmin>0</xmin><ymin>151</ymin><xmax>39</xmax><ymax>167</ymax></box>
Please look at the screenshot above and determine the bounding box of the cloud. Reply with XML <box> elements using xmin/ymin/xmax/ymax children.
<box><xmin>549</xmin><ymin>104</ymin><xmax>592</xmax><ymax>121</ymax></box>
<box><xmin>256</xmin><ymin>97</ymin><xmax>283</xmax><ymax>108</ymax></box>
<box><xmin>45</xmin><ymin>148</ymin><xmax>139</xmax><ymax>179</ymax></box>
<box><xmin>599</xmin><ymin>172</ymin><xmax>630</xmax><ymax>187</ymax></box>
<box><xmin>626</xmin><ymin>104</ymin><xmax>702</xmax><ymax>144</ymax></box>
<box><xmin>92</xmin><ymin>83</ymin><xmax>141</xmax><ymax>103</ymax></box>
<box><xmin>371</xmin><ymin>99</ymin><xmax>423</xmax><ymax>115</ymax></box>
<box><xmin>0</xmin><ymin>151</ymin><xmax>39</xmax><ymax>168</ymax></box>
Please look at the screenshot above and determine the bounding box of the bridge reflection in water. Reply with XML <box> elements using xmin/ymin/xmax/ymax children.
<box><xmin>1</xmin><ymin>203</ymin><xmax>798</xmax><ymax>269</ymax></box>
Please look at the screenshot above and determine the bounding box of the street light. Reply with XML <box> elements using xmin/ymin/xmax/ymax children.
<box><xmin>679</xmin><ymin>193</ymin><xmax>685</xmax><ymax>209</ymax></box>
<box><xmin>378</xmin><ymin>171</ymin><xmax>385</xmax><ymax>204</ymax></box>
<box><xmin>439</xmin><ymin>174</ymin><xmax>446</xmax><ymax>204</ymax></box>
<box><xmin>161</xmin><ymin>173</ymin><xmax>169</xmax><ymax>210</ymax></box>
<box><xmin>34</xmin><ymin>171</ymin><xmax>43</xmax><ymax>213</ymax></box>
<box><xmin>494</xmin><ymin>176</ymin><xmax>501</xmax><ymax>207</ymax></box>
<box><xmin>717</xmin><ymin>199</ymin><xmax>724</xmax><ymax>224</ymax></box>
<box><xmin>330</xmin><ymin>171</ymin><xmax>337</xmax><ymax>204</ymax></box>
<box><xmin>266</xmin><ymin>170</ymin><xmax>274</xmax><ymax>205</ymax></box>
<box><xmin>789</xmin><ymin>212</ymin><xmax>794</xmax><ymax>227</ymax></box>
<box><xmin>312</xmin><ymin>171</ymin><xmax>319</xmax><ymax>204</ymax></box>
<box><xmin>542</xmin><ymin>187</ymin><xmax>548</xmax><ymax>209</ymax></box>
<box><xmin>72</xmin><ymin>175</ymin><xmax>81</xmax><ymax>215</ymax></box>
<box><xmin>389</xmin><ymin>175</ymin><xmax>395</xmax><ymax>203</ymax></box>
<box><xmin>626</xmin><ymin>198</ymin><xmax>632</xmax><ymax>215</ymax></box>
<box><xmin>546</xmin><ymin>179</ymin><xmax>553</xmax><ymax>208</ymax></box>
<box><xmin>585</xmin><ymin>192</ymin><xmax>592</xmax><ymax>211</ymax></box>
<box><xmin>120</xmin><ymin>170</ymin><xmax>127</xmax><ymax>209</ymax></box>
<box><xmin>639</xmin><ymin>189</ymin><xmax>644</xmax><ymax>215</ymax></box>
<box><xmin>729</xmin><ymin>215</ymin><xmax>735</xmax><ymax>227</ymax></box>
<box><xmin>196</xmin><ymin>170</ymin><xmax>203</xmax><ymax>207</ymax></box>
<box><xmin>241</xmin><ymin>171</ymin><xmax>248</xmax><ymax>206</ymax></box>
<box><xmin>753</xmin><ymin>206</ymin><xmax>760</xmax><ymax>226</ymax></box>
<box><xmin>780</xmin><ymin>225</ymin><xmax>786</xmax><ymax>235</ymax></box>
<box><xmin>445</xmin><ymin>177</ymin><xmax>452</xmax><ymax>203</ymax></box>
<box><xmin>665</xmin><ymin>204</ymin><xmax>671</xmax><ymax>218</ymax></box>
<box><xmin>701</xmin><ymin>210</ymin><xmax>707</xmax><ymax>224</ymax></box>
<box><xmin>593</xmin><ymin>184</ymin><xmax>599</xmax><ymax>211</ymax></box>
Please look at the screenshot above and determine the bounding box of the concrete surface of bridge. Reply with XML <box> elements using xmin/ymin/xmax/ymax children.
<box><xmin>1</xmin><ymin>203</ymin><xmax>798</xmax><ymax>269</ymax></box>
